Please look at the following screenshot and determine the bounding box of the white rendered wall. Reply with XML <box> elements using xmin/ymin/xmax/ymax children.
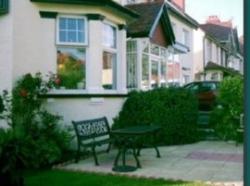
<box><xmin>169</xmin><ymin>14</ymin><xmax>194</xmax><ymax>85</ymax></box>
<box><xmin>192</xmin><ymin>28</ymin><xmax>205</xmax><ymax>80</ymax></box>
<box><xmin>44</xmin><ymin>97</ymin><xmax>126</xmax><ymax>126</ymax></box>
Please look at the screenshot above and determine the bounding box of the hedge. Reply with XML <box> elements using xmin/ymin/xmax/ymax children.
<box><xmin>112</xmin><ymin>87</ymin><xmax>199</xmax><ymax>145</ymax></box>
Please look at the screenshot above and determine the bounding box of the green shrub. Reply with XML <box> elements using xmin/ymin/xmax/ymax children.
<box><xmin>210</xmin><ymin>76</ymin><xmax>243</xmax><ymax>140</ymax></box>
<box><xmin>112</xmin><ymin>88</ymin><xmax>199</xmax><ymax>145</ymax></box>
<box><xmin>0</xmin><ymin>73</ymin><xmax>72</xmax><ymax>170</ymax></box>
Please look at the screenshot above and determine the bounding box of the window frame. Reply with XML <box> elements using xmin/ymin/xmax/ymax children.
<box><xmin>102</xmin><ymin>20</ymin><xmax>118</xmax><ymax>90</ymax></box>
<box><xmin>182</xmin><ymin>29</ymin><xmax>189</xmax><ymax>47</ymax></box>
<box><xmin>55</xmin><ymin>14</ymin><xmax>88</xmax><ymax>91</ymax></box>
<box><xmin>56</xmin><ymin>15</ymin><xmax>88</xmax><ymax>46</ymax></box>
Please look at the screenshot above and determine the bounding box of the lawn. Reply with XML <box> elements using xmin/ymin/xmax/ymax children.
<box><xmin>24</xmin><ymin>169</ymin><xmax>208</xmax><ymax>186</ymax></box>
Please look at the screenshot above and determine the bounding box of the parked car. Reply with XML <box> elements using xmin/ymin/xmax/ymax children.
<box><xmin>183</xmin><ymin>81</ymin><xmax>220</xmax><ymax>110</ymax></box>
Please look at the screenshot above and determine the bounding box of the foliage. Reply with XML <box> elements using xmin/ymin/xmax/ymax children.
<box><xmin>112</xmin><ymin>88</ymin><xmax>199</xmax><ymax>145</ymax></box>
<box><xmin>25</xmin><ymin>170</ymin><xmax>207</xmax><ymax>186</ymax></box>
<box><xmin>210</xmin><ymin>76</ymin><xmax>244</xmax><ymax>140</ymax></box>
<box><xmin>57</xmin><ymin>56</ymin><xmax>85</xmax><ymax>89</ymax></box>
<box><xmin>0</xmin><ymin>73</ymin><xmax>72</xmax><ymax>171</ymax></box>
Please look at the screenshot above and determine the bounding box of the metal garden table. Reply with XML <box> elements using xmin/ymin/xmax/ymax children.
<box><xmin>111</xmin><ymin>125</ymin><xmax>161</xmax><ymax>172</ymax></box>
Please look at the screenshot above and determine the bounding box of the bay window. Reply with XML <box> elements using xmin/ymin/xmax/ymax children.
<box><xmin>141</xmin><ymin>43</ymin><xmax>168</xmax><ymax>89</ymax></box>
<box><xmin>151</xmin><ymin>59</ymin><xmax>159</xmax><ymax>88</ymax></box>
<box><xmin>56</xmin><ymin>16</ymin><xmax>87</xmax><ymax>90</ymax></box>
<box><xmin>142</xmin><ymin>54</ymin><xmax>150</xmax><ymax>89</ymax></box>
<box><xmin>102</xmin><ymin>23</ymin><xmax>117</xmax><ymax>90</ymax></box>
<box><xmin>127</xmin><ymin>40</ymin><xmax>137</xmax><ymax>88</ymax></box>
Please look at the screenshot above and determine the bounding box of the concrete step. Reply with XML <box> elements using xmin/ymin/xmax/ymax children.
<box><xmin>197</xmin><ymin>111</ymin><xmax>212</xmax><ymax>126</ymax></box>
<box><xmin>198</xmin><ymin>128</ymin><xmax>219</xmax><ymax>141</ymax></box>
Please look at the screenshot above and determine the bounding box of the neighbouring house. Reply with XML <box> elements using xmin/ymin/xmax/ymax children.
<box><xmin>198</xmin><ymin>16</ymin><xmax>243</xmax><ymax>80</ymax></box>
<box><xmin>125</xmin><ymin>1</ymin><xmax>175</xmax><ymax>90</ymax></box>
<box><xmin>0</xmin><ymin>0</ymin><xmax>139</xmax><ymax>124</ymax></box>
<box><xmin>124</xmin><ymin>0</ymin><xmax>199</xmax><ymax>87</ymax></box>
<box><xmin>164</xmin><ymin>0</ymin><xmax>199</xmax><ymax>85</ymax></box>
<box><xmin>193</xmin><ymin>27</ymin><xmax>236</xmax><ymax>81</ymax></box>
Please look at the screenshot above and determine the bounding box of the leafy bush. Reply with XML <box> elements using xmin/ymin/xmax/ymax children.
<box><xmin>112</xmin><ymin>88</ymin><xmax>199</xmax><ymax>145</ymax></box>
<box><xmin>210</xmin><ymin>76</ymin><xmax>243</xmax><ymax>140</ymax></box>
<box><xmin>0</xmin><ymin>73</ymin><xmax>72</xmax><ymax>170</ymax></box>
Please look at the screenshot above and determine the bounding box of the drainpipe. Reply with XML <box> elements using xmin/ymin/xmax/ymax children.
<box><xmin>203</xmin><ymin>37</ymin><xmax>206</xmax><ymax>81</ymax></box>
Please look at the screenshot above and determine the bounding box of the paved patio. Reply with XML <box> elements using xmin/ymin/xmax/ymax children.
<box><xmin>57</xmin><ymin>141</ymin><xmax>243</xmax><ymax>185</ymax></box>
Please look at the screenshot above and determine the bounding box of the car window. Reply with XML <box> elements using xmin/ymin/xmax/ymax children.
<box><xmin>185</xmin><ymin>83</ymin><xmax>199</xmax><ymax>92</ymax></box>
<box><xmin>200</xmin><ymin>82</ymin><xmax>216</xmax><ymax>91</ymax></box>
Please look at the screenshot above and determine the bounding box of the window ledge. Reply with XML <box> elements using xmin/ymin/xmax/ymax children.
<box><xmin>39</xmin><ymin>89</ymin><xmax>128</xmax><ymax>98</ymax></box>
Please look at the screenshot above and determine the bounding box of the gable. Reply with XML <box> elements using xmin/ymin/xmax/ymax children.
<box><xmin>151</xmin><ymin>22</ymin><xmax>169</xmax><ymax>47</ymax></box>
<box><xmin>126</xmin><ymin>3</ymin><xmax>175</xmax><ymax>46</ymax></box>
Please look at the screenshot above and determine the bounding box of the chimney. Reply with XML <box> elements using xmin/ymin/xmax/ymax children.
<box><xmin>169</xmin><ymin>0</ymin><xmax>185</xmax><ymax>12</ymax></box>
<box><xmin>206</xmin><ymin>15</ymin><xmax>233</xmax><ymax>28</ymax></box>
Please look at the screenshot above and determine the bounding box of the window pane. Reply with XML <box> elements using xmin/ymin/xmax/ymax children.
<box><xmin>142</xmin><ymin>54</ymin><xmax>149</xmax><ymax>89</ymax></box>
<box><xmin>103</xmin><ymin>23</ymin><xmax>116</xmax><ymax>48</ymax></box>
<box><xmin>59</xmin><ymin>31</ymin><xmax>67</xmax><ymax>42</ymax></box>
<box><xmin>151</xmin><ymin>60</ymin><xmax>159</xmax><ymax>88</ymax></box>
<box><xmin>161</xmin><ymin>60</ymin><xmax>167</xmax><ymax>86</ymax></box>
<box><xmin>77</xmin><ymin>31</ymin><xmax>84</xmax><ymax>43</ymax></box>
<box><xmin>77</xmin><ymin>19</ymin><xmax>84</xmax><ymax>30</ymax></box>
<box><xmin>59</xmin><ymin>18</ymin><xmax>67</xmax><ymax>29</ymax></box>
<box><xmin>102</xmin><ymin>52</ymin><xmax>116</xmax><ymax>89</ymax></box>
<box><xmin>127</xmin><ymin>53</ymin><xmax>137</xmax><ymax>88</ymax></box>
<box><xmin>68</xmin><ymin>31</ymin><xmax>77</xmax><ymax>42</ymax></box>
<box><xmin>58</xmin><ymin>17</ymin><xmax>86</xmax><ymax>44</ymax></box>
<box><xmin>68</xmin><ymin>18</ymin><xmax>77</xmax><ymax>30</ymax></box>
<box><xmin>57</xmin><ymin>47</ymin><xmax>86</xmax><ymax>89</ymax></box>
<box><xmin>183</xmin><ymin>29</ymin><xmax>189</xmax><ymax>46</ymax></box>
<box><xmin>151</xmin><ymin>45</ymin><xmax>159</xmax><ymax>55</ymax></box>
<box><xmin>127</xmin><ymin>40</ymin><xmax>137</xmax><ymax>88</ymax></box>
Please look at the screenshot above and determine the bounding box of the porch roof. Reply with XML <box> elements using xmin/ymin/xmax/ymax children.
<box><xmin>205</xmin><ymin>61</ymin><xmax>241</xmax><ymax>76</ymax></box>
<box><xmin>30</xmin><ymin>0</ymin><xmax>139</xmax><ymax>20</ymax></box>
<box><xmin>125</xmin><ymin>2</ymin><xmax>175</xmax><ymax>45</ymax></box>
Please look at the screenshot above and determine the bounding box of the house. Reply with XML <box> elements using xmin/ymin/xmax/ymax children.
<box><xmin>193</xmin><ymin>26</ymin><xmax>233</xmax><ymax>81</ymax></box>
<box><xmin>0</xmin><ymin>0</ymin><xmax>139</xmax><ymax>124</ymax></box>
<box><xmin>198</xmin><ymin>16</ymin><xmax>243</xmax><ymax>80</ymax></box>
<box><xmin>123</xmin><ymin>0</ymin><xmax>199</xmax><ymax>87</ymax></box>
<box><xmin>164</xmin><ymin>0</ymin><xmax>199</xmax><ymax>86</ymax></box>
<box><xmin>125</xmin><ymin>1</ymin><xmax>175</xmax><ymax>90</ymax></box>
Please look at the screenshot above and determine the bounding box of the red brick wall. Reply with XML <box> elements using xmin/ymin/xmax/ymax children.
<box><xmin>151</xmin><ymin>22</ymin><xmax>169</xmax><ymax>47</ymax></box>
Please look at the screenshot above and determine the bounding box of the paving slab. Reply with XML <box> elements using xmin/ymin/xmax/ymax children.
<box><xmin>57</xmin><ymin>141</ymin><xmax>243</xmax><ymax>186</ymax></box>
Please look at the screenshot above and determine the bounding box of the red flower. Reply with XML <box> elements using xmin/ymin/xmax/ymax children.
<box><xmin>54</xmin><ymin>78</ymin><xmax>61</xmax><ymax>85</ymax></box>
<box><xmin>20</xmin><ymin>89</ymin><xmax>28</xmax><ymax>98</ymax></box>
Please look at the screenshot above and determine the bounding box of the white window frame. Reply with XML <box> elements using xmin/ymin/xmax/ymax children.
<box><xmin>182</xmin><ymin>29</ymin><xmax>189</xmax><ymax>47</ymax></box>
<box><xmin>171</xmin><ymin>22</ymin><xmax>176</xmax><ymax>34</ymax></box>
<box><xmin>56</xmin><ymin>15</ymin><xmax>88</xmax><ymax>46</ymax></box>
<box><xmin>55</xmin><ymin>14</ymin><xmax>88</xmax><ymax>91</ymax></box>
<box><xmin>102</xmin><ymin>20</ymin><xmax>118</xmax><ymax>90</ymax></box>
<box><xmin>142</xmin><ymin>43</ymin><xmax>168</xmax><ymax>90</ymax></box>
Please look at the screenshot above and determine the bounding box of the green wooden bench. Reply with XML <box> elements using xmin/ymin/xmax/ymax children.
<box><xmin>72</xmin><ymin>117</ymin><xmax>112</xmax><ymax>165</ymax></box>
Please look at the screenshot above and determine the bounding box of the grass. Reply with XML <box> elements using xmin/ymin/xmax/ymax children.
<box><xmin>24</xmin><ymin>169</ymin><xmax>208</xmax><ymax>186</ymax></box>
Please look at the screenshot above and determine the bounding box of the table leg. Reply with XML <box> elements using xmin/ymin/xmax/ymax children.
<box><xmin>153</xmin><ymin>132</ymin><xmax>161</xmax><ymax>158</ymax></box>
<box><xmin>133</xmin><ymin>148</ymin><xmax>141</xmax><ymax>168</ymax></box>
<box><xmin>114</xmin><ymin>148</ymin><xmax>122</xmax><ymax>167</ymax></box>
<box><xmin>122</xmin><ymin>147</ymin><xmax>126</xmax><ymax>166</ymax></box>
